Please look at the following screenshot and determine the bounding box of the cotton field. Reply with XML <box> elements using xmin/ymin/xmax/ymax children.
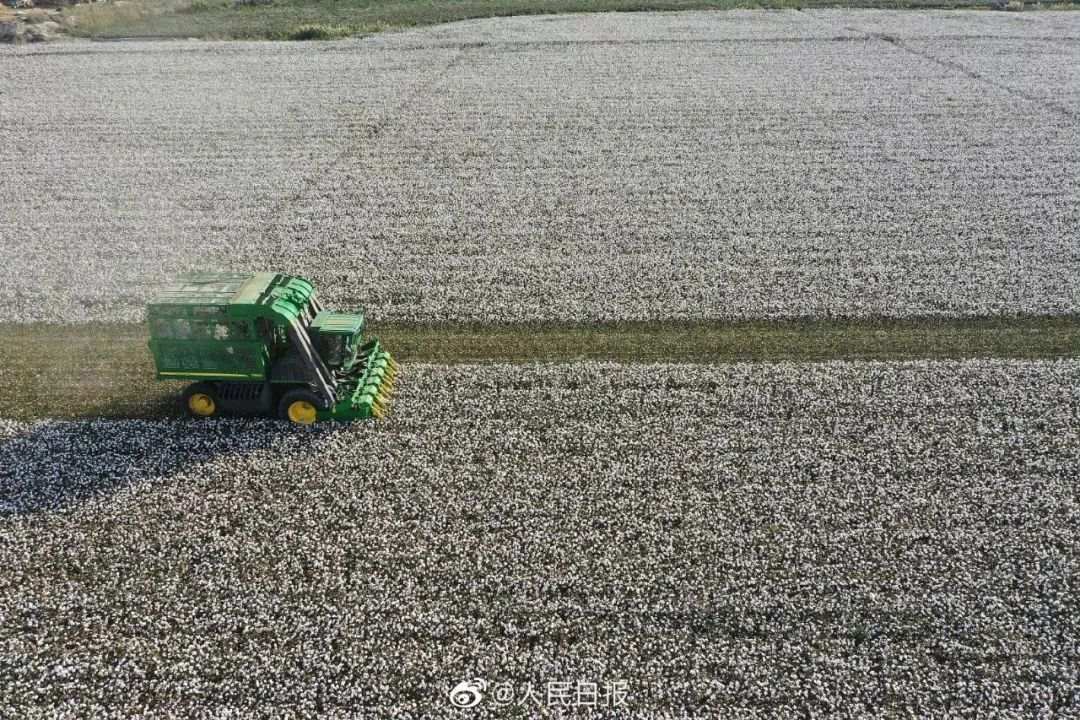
<box><xmin>2</xmin><ymin>10</ymin><xmax>1079</xmax><ymax>322</ymax></box>
<box><xmin>2</xmin><ymin>6</ymin><xmax>1078</xmax><ymax>718</ymax></box>
<box><xmin>1</xmin><ymin>360</ymin><xmax>1077</xmax><ymax>717</ymax></box>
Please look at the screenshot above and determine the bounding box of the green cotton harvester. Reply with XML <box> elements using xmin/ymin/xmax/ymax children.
<box><xmin>146</xmin><ymin>272</ymin><xmax>397</xmax><ymax>424</ymax></box>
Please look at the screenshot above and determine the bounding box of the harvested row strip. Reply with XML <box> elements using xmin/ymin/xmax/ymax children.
<box><xmin>2</xmin><ymin>360</ymin><xmax>1078</xmax><ymax>716</ymax></box>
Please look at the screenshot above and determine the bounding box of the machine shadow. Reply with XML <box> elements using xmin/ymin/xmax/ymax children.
<box><xmin>0</xmin><ymin>417</ymin><xmax>343</xmax><ymax>516</ymax></box>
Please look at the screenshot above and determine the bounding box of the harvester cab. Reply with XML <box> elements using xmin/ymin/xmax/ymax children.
<box><xmin>147</xmin><ymin>272</ymin><xmax>397</xmax><ymax>424</ymax></box>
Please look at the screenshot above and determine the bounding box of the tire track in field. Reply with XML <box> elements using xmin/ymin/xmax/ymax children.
<box><xmin>798</xmin><ymin>8</ymin><xmax>1078</xmax><ymax>119</ymax></box>
<box><xmin>868</xmin><ymin>31</ymin><xmax>1078</xmax><ymax>120</ymax></box>
<box><xmin>234</xmin><ymin>48</ymin><xmax>468</xmax><ymax>276</ymax></box>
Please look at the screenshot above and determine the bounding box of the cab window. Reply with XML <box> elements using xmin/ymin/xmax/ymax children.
<box><xmin>320</xmin><ymin>335</ymin><xmax>344</xmax><ymax>366</ymax></box>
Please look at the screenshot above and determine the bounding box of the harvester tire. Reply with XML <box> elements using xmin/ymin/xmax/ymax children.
<box><xmin>182</xmin><ymin>382</ymin><xmax>219</xmax><ymax>419</ymax></box>
<box><xmin>280</xmin><ymin>389</ymin><xmax>321</xmax><ymax>425</ymax></box>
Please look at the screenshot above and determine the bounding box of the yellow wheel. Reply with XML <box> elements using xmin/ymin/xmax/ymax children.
<box><xmin>279</xmin><ymin>389</ymin><xmax>321</xmax><ymax>425</ymax></box>
<box><xmin>287</xmin><ymin>400</ymin><xmax>317</xmax><ymax>425</ymax></box>
<box><xmin>188</xmin><ymin>393</ymin><xmax>216</xmax><ymax>417</ymax></box>
<box><xmin>182</xmin><ymin>382</ymin><xmax>219</xmax><ymax>419</ymax></box>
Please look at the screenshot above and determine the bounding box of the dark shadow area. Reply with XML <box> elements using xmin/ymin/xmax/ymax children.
<box><xmin>0</xmin><ymin>418</ymin><xmax>344</xmax><ymax>515</ymax></box>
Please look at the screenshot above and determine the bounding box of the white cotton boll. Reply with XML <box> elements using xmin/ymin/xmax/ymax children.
<box><xmin>1</xmin><ymin>359</ymin><xmax>1078</xmax><ymax>716</ymax></box>
<box><xmin>1</xmin><ymin>11</ymin><xmax>1077</xmax><ymax>324</ymax></box>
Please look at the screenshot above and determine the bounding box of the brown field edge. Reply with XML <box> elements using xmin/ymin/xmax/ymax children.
<box><xmin>1</xmin><ymin>317</ymin><xmax>1077</xmax><ymax>421</ymax></box>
